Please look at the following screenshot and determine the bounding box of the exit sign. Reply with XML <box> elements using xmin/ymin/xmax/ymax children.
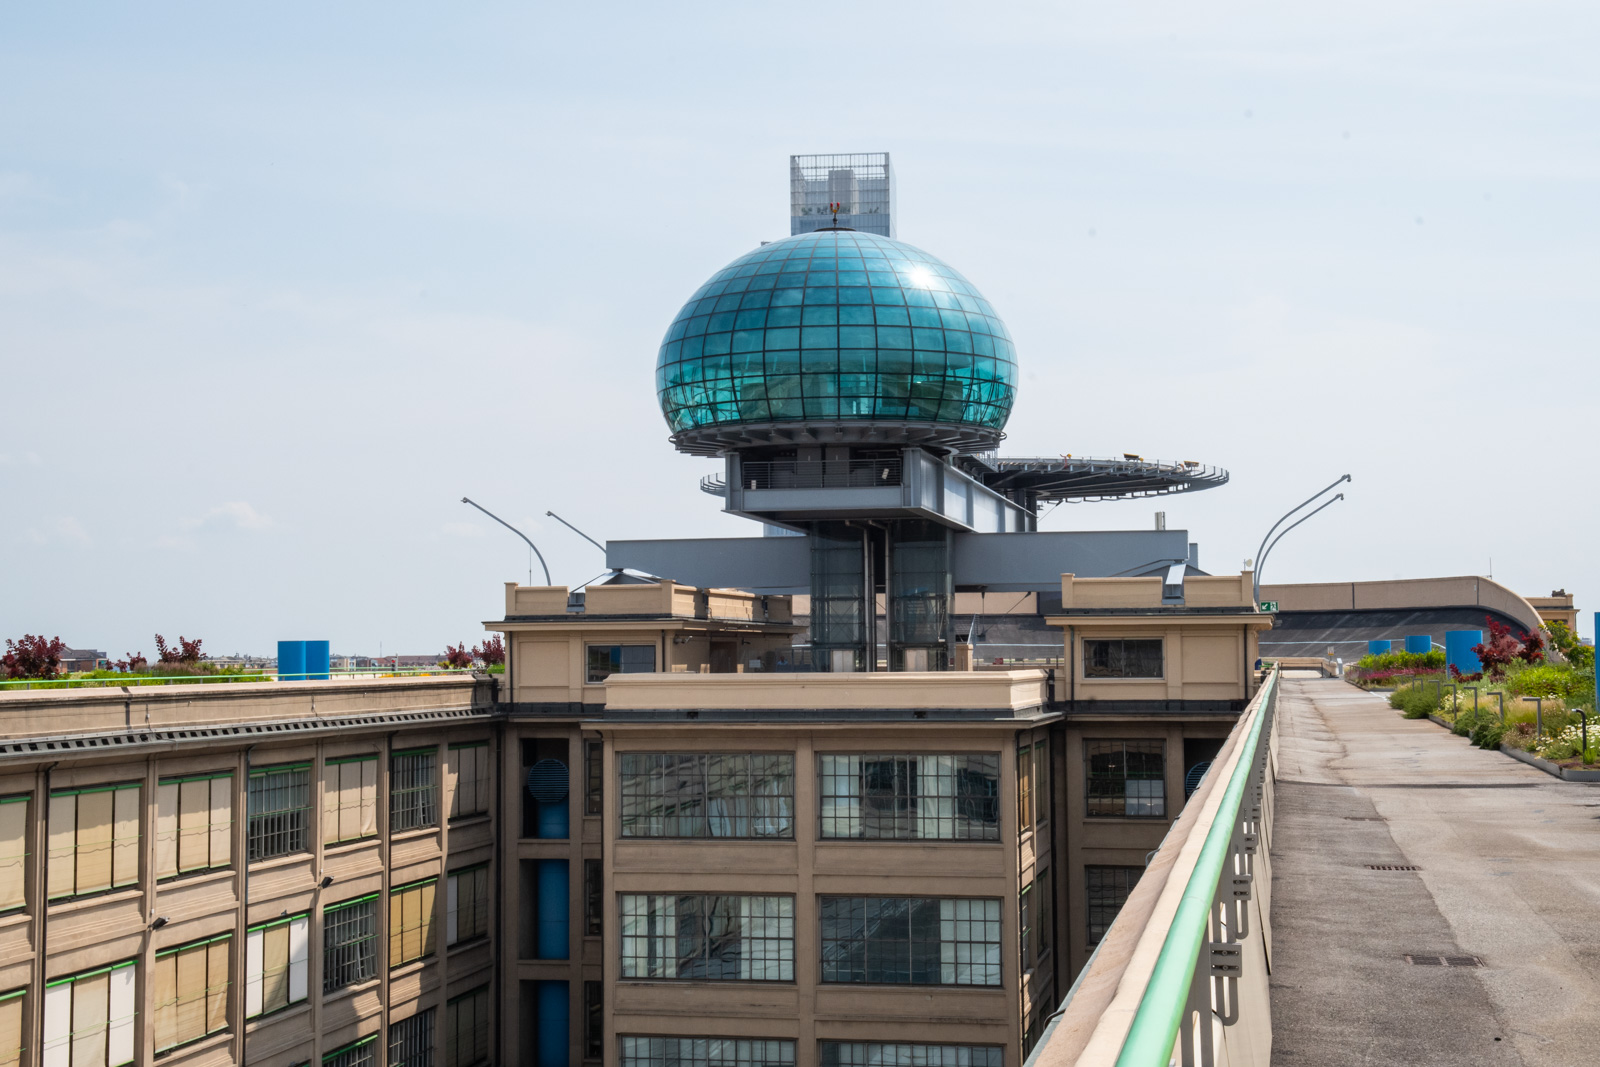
<box><xmin>1259</xmin><ymin>601</ymin><xmax>1279</xmax><ymax>613</ymax></box>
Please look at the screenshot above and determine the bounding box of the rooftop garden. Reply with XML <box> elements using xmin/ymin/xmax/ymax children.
<box><xmin>1382</xmin><ymin>620</ymin><xmax>1597</xmax><ymax>766</ymax></box>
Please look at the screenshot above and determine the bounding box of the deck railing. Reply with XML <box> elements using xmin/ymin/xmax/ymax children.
<box><xmin>1029</xmin><ymin>668</ymin><xmax>1280</xmax><ymax>1067</ymax></box>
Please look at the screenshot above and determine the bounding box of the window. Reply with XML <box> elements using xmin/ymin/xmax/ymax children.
<box><xmin>1036</xmin><ymin>868</ymin><xmax>1052</xmax><ymax>959</ymax></box>
<box><xmin>156</xmin><ymin>772</ymin><xmax>232</xmax><ymax>879</ymax></box>
<box><xmin>620</xmin><ymin>754</ymin><xmax>794</xmax><ymax>838</ymax></box>
<box><xmin>820</xmin><ymin>1044</ymin><xmax>1002</xmax><ymax>1067</ymax></box>
<box><xmin>448</xmin><ymin>742</ymin><xmax>491</xmax><ymax>820</ymax></box>
<box><xmin>1015</xmin><ymin>746</ymin><xmax>1032</xmax><ymax>833</ymax></box>
<box><xmin>246</xmin><ymin>914</ymin><xmax>308</xmax><ymax>1017</ymax></box>
<box><xmin>818</xmin><ymin>755</ymin><xmax>999</xmax><ymax>841</ymax></box>
<box><xmin>390</xmin><ymin>1009</ymin><xmax>435</xmax><ymax>1067</ymax></box>
<box><xmin>324</xmin><ymin>1036</ymin><xmax>377</xmax><ymax>1067</ymax></box>
<box><xmin>1086</xmin><ymin>866</ymin><xmax>1143</xmax><ymax>946</ymax></box>
<box><xmin>447</xmin><ymin>864</ymin><xmax>489</xmax><ymax>945</ymax></box>
<box><xmin>446</xmin><ymin>986</ymin><xmax>491</xmax><ymax>1067</ymax></box>
<box><xmin>1085</xmin><ymin>741</ymin><xmax>1166</xmax><ymax>818</ymax></box>
<box><xmin>323</xmin><ymin>755</ymin><xmax>378</xmax><ymax>845</ymax></box>
<box><xmin>585</xmin><ymin>740</ymin><xmax>603</xmax><ymax>816</ymax></box>
<box><xmin>1083</xmin><ymin>639</ymin><xmax>1163</xmax><ymax>679</ymax></box>
<box><xmin>153</xmin><ymin>933</ymin><xmax>230</xmax><ymax>1052</ymax></box>
<box><xmin>587</xmin><ymin>644</ymin><xmax>656</xmax><ymax>683</ymax></box>
<box><xmin>41</xmin><ymin>960</ymin><xmax>136</xmax><ymax>1067</ymax></box>
<box><xmin>323</xmin><ymin>896</ymin><xmax>378</xmax><ymax>993</ymax></box>
<box><xmin>248</xmin><ymin>762</ymin><xmax>310</xmax><ymax>861</ymax></box>
<box><xmin>1033</xmin><ymin>743</ymin><xmax>1051</xmax><ymax>827</ymax></box>
<box><xmin>584</xmin><ymin>982</ymin><xmax>603</xmax><ymax>1060</ymax></box>
<box><xmin>620</xmin><ymin>895</ymin><xmax>793</xmax><ymax>980</ymax></box>
<box><xmin>584</xmin><ymin>859</ymin><xmax>603</xmax><ymax>937</ymax></box>
<box><xmin>0</xmin><ymin>796</ymin><xmax>27</xmax><ymax>913</ymax></box>
<box><xmin>621</xmin><ymin>1037</ymin><xmax>796</xmax><ymax>1067</ymax></box>
<box><xmin>390</xmin><ymin>877</ymin><xmax>438</xmax><ymax>967</ymax></box>
<box><xmin>819</xmin><ymin>897</ymin><xmax>1001</xmax><ymax>987</ymax></box>
<box><xmin>46</xmin><ymin>783</ymin><xmax>140</xmax><ymax>899</ymax></box>
<box><xmin>0</xmin><ymin>989</ymin><xmax>23</xmax><ymax>1067</ymax></box>
<box><xmin>391</xmin><ymin>749</ymin><xmax>439</xmax><ymax>833</ymax></box>
<box><xmin>1018</xmin><ymin>882</ymin><xmax>1033</xmax><ymax>969</ymax></box>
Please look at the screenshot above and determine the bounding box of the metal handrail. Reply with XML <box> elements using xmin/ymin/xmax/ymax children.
<box><xmin>1115</xmin><ymin>667</ymin><xmax>1279</xmax><ymax>1066</ymax></box>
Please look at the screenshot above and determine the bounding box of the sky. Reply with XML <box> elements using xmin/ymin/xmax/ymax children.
<box><xmin>2</xmin><ymin>2</ymin><xmax>1597</xmax><ymax>658</ymax></box>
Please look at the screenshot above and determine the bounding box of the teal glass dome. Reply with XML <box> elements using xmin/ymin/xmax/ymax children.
<box><xmin>656</xmin><ymin>229</ymin><xmax>1017</xmax><ymax>454</ymax></box>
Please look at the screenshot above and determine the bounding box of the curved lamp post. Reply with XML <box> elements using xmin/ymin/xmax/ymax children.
<box><xmin>461</xmin><ymin>497</ymin><xmax>551</xmax><ymax>586</ymax></box>
<box><xmin>545</xmin><ymin>511</ymin><xmax>606</xmax><ymax>555</ymax></box>
<box><xmin>1256</xmin><ymin>494</ymin><xmax>1345</xmax><ymax>601</ymax></box>
<box><xmin>1252</xmin><ymin>474</ymin><xmax>1351</xmax><ymax>602</ymax></box>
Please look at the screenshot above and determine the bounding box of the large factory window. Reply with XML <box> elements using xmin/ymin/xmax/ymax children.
<box><xmin>1085</xmin><ymin>741</ymin><xmax>1166</xmax><ymax>818</ymax></box>
<box><xmin>391</xmin><ymin>749</ymin><xmax>439</xmax><ymax>833</ymax></box>
<box><xmin>246</xmin><ymin>913</ymin><xmax>308</xmax><ymax>1017</ymax></box>
<box><xmin>621</xmin><ymin>1037</ymin><xmax>796</xmax><ymax>1067</ymax></box>
<box><xmin>248</xmin><ymin>762</ymin><xmax>311</xmax><ymax>861</ymax></box>
<box><xmin>46</xmin><ymin>782</ymin><xmax>141</xmax><ymax>900</ymax></box>
<box><xmin>586</xmin><ymin>644</ymin><xmax>656</xmax><ymax>683</ymax></box>
<box><xmin>1086</xmin><ymin>866</ymin><xmax>1143</xmax><ymax>946</ymax></box>
<box><xmin>322</xmin><ymin>755</ymin><xmax>378</xmax><ymax>845</ymax></box>
<box><xmin>817</xmin><ymin>754</ymin><xmax>998</xmax><ymax>840</ymax></box>
<box><xmin>820</xmin><ymin>1044</ymin><xmax>1001</xmax><ymax>1067</ymax></box>
<box><xmin>155</xmin><ymin>771</ymin><xmax>232</xmax><ymax>879</ymax></box>
<box><xmin>152</xmin><ymin>933</ymin><xmax>231</xmax><ymax>1052</ymax></box>
<box><xmin>819</xmin><ymin>896</ymin><xmax>1001</xmax><ymax>986</ymax></box>
<box><xmin>620</xmin><ymin>894</ymin><xmax>794</xmax><ymax>980</ymax></box>
<box><xmin>1082</xmin><ymin>638</ymin><xmax>1164</xmax><ymax>679</ymax></box>
<box><xmin>448</xmin><ymin>742</ymin><xmax>491</xmax><ymax>820</ymax></box>
<box><xmin>323</xmin><ymin>895</ymin><xmax>378</xmax><ymax>992</ymax></box>
<box><xmin>620</xmin><ymin>754</ymin><xmax>794</xmax><ymax>838</ymax></box>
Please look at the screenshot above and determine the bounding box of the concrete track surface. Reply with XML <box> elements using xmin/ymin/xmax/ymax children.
<box><xmin>1270</xmin><ymin>678</ymin><xmax>1600</xmax><ymax>1066</ymax></box>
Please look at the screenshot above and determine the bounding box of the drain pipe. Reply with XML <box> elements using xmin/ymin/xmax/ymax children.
<box><xmin>35</xmin><ymin>762</ymin><xmax>57</xmax><ymax>1058</ymax></box>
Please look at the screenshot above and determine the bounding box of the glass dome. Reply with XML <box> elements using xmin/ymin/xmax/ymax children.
<box><xmin>656</xmin><ymin>229</ymin><xmax>1017</xmax><ymax>452</ymax></box>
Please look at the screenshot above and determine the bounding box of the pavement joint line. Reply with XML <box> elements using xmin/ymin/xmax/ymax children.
<box><xmin>1279</xmin><ymin>779</ymin><xmax>1544</xmax><ymax>789</ymax></box>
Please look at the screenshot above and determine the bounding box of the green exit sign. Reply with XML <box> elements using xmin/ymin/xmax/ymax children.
<box><xmin>1259</xmin><ymin>601</ymin><xmax>1279</xmax><ymax>613</ymax></box>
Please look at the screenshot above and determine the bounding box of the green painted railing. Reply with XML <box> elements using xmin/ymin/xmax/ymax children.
<box><xmin>1113</xmin><ymin>667</ymin><xmax>1278</xmax><ymax>1066</ymax></box>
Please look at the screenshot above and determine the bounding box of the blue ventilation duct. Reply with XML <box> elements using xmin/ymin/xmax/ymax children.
<box><xmin>1445</xmin><ymin>631</ymin><xmax>1484</xmax><ymax>677</ymax></box>
<box><xmin>1367</xmin><ymin>639</ymin><xmax>1391</xmax><ymax>656</ymax></box>
<box><xmin>536</xmin><ymin>859</ymin><xmax>570</xmax><ymax>960</ymax></box>
<box><xmin>536</xmin><ymin>980</ymin><xmax>569</xmax><ymax>1067</ymax></box>
<box><xmin>304</xmin><ymin>640</ymin><xmax>331</xmax><ymax>680</ymax></box>
<box><xmin>527</xmin><ymin>759</ymin><xmax>570</xmax><ymax>839</ymax></box>
<box><xmin>1404</xmin><ymin>635</ymin><xmax>1433</xmax><ymax>655</ymax></box>
<box><xmin>277</xmin><ymin>640</ymin><xmax>306</xmax><ymax>681</ymax></box>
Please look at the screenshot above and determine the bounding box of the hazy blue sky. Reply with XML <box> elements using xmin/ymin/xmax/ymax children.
<box><xmin>3</xmin><ymin>2</ymin><xmax>1596</xmax><ymax>657</ymax></box>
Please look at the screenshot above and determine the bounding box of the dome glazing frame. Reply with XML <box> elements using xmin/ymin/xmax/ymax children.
<box><xmin>656</xmin><ymin>230</ymin><xmax>1018</xmax><ymax>454</ymax></box>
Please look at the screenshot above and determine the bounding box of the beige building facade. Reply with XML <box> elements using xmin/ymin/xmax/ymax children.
<box><xmin>0</xmin><ymin>571</ymin><xmax>1266</xmax><ymax>1067</ymax></box>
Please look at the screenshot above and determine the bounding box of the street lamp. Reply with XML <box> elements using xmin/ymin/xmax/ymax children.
<box><xmin>545</xmin><ymin>511</ymin><xmax>606</xmax><ymax>555</ymax></box>
<box><xmin>461</xmin><ymin>497</ymin><xmax>551</xmax><ymax>585</ymax></box>
<box><xmin>1255</xmin><ymin>493</ymin><xmax>1345</xmax><ymax>601</ymax></box>
<box><xmin>1252</xmin><ymin>474</ymin><xmax>1351</xmax><ymax>602</ymax></box>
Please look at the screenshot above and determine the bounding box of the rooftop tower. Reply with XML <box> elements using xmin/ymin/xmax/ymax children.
<box><xmin>646</xmin><ymin>161</ymin><xmax>1230</xmax><ymax>673</ymax></box>
<box><xmin>790</xmin><ymin>152</ymin><xmax>895</xmax><ymax>238</ymax></box>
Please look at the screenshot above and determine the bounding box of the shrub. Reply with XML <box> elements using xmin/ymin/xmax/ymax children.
<box><xmin>1358</xmin><ymin>649</ymin><xmax>1445</xmax><ymax>671</ymax></box>
<box><xmin>1389</xmin><ymin>685</ymin><xmax>1441</xmax><ymax>719</ymax></box>
<box><xmin>1507</xmin><ymin>664</ymin><xmax>1584</xmax><ymax>700</ymax></box>
<box><xmin>2</xmin><ymin>634</ymin><xmax>66</xmax><ymax>679</ymax></box>
<box><xmin>1470</xmin><ymin>721</ymin><xmax>1507</xmax><ymax>750</ymax></box>
<box><xmin>472</xmin><ymin>635</ymin><xmax>505</xmax><ymax>666</ymax></box>
<box><xmin>442</xmin><ymin>643</ymin><xmax>474</xmax><ymax>669</ymax></box>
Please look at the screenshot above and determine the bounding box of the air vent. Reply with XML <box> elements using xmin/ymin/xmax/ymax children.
<box><xmin>1404</xmin><ymin>954</ymin><xmax>1483</xmax><ymax>967</ymax></box>
<box><xmin>526</xmin><ymin>759</ymin><xmax>570</xmax><ymax>802</ymax></box>
<box><xmin>1366</xmin><ymin>865</ymin><xmax>1421</xmax><ymax>871</ymax></box>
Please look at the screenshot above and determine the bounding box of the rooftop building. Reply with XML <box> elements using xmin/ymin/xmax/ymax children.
<box><xmin>790</xmin><ymin>154</ymin><xmax>895</xmax><ymax>239</ymax></box>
